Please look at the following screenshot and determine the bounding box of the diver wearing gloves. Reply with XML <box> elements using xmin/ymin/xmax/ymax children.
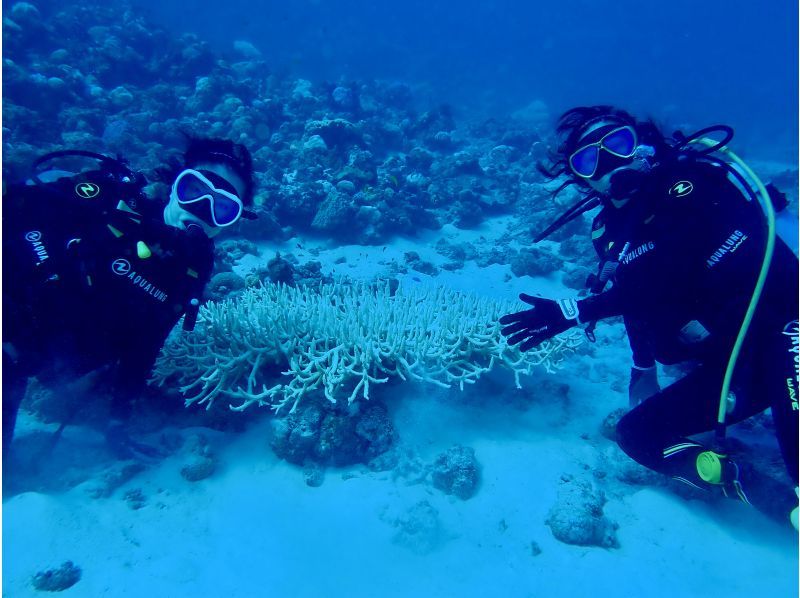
<box><xmin>2</xmin><ymin>137</ymin><xmax>256</xmax><ymax>464</ymax></box>
<box><xmin>500</xmin><ymin>106</ymin><xmax>799</xmax><ymax>526</ymax></box>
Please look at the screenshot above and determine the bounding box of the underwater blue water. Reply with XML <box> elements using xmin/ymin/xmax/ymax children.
<box><xmin>3</xmin><ymin>1</ymin><xmax>799</xmax><ymax>596</ymax></box>
<box><xmin>130</xmin><ymin>0</ymin><xmax>799</xmax><ymax>160</ymax></box>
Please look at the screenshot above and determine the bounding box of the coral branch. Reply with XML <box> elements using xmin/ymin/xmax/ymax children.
<box><xmin>150</xmin><ymin>282</ymin><xmax>583</xmax><ymax>413</ymax></box>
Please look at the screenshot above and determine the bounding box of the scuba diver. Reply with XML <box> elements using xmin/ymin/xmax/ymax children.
<box><xmin>500</xmin><ymin>106</ymin><xmax>799</xmax><ymax>526</ymax></box>
<box><xmin>2</xmin><ymin>137</ymin><xmax>256</xmax><ymax>465</ymax></box>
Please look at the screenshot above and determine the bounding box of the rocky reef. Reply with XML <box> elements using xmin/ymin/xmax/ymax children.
<box><xmin>2</xmin><ymin>0</ymin><xmax>574</xmax><ymax>253</ymax></box>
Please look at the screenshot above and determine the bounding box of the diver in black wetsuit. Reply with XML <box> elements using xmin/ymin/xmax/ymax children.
<box><xmin>2</xmin><ymin>137</ymin><xmax>256</xmax><ymax>463</ymax></box>
<box><xmin>500</xmin><ymin>106</ymin><xmax>799</xmax><ymax>526</ymax></box>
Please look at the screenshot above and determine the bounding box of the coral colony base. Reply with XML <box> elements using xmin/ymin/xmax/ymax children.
<box><xmin>151</xmin><ymin>282</ymin><xmax>584</xmax><ymax>413</ymax></box>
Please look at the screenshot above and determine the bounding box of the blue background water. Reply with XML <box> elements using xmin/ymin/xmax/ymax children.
<box><xmin>3</xmin><ymin>2</ymin><xmax>799</xmax><ymax>595</ymax></box>
<box><xmin>132</xmin><ymin>0</ymin><xmax>798</xmax><ymax>161</ymax></box>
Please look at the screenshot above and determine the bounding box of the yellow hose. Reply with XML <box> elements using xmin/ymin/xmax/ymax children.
<box><xmin>692</xmin><ymin>138</ymin><xmax>777</xmax><ymax>428</ymax></box>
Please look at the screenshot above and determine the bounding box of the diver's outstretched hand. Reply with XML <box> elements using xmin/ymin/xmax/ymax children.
<box><xmin>499</xmin><ymin>294</ymin><xmax>579</xmax><ymax>351</ymax></box>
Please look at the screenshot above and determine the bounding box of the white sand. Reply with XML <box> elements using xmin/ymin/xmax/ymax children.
<box><xmin>3</xmin><ymin>217</ymin><xmax>797</xmax><ymax>597</ymax></box>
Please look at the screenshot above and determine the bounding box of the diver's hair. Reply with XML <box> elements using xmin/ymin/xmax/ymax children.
<box><xmin>537</xmin><ymin>105</ymin><xmax>670</xmax><ymax>200</ymax></box>
<box><xmin>155</xmin><ymin>135</ymin><xmax>255</xmax><ymax>205</ymax></box>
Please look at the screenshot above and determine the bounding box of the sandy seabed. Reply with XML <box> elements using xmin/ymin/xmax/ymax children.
<box><xmin>4</xmin><ymin>217</ymin><xmax>797</xmax><ymax>597</ymax></box>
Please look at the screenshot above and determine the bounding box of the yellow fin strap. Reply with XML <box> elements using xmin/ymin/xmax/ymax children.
<box><xmin>186</xmin><ymin>268</ymin><xmax>199</xmax><ymax>279</ymax></box>
<box><xmin>696</xmin><ymin>451</ymin><xmax>725</xmax><ymax>484</ymax></box>
<box><xmin>107</xmin><ymin>224</ymin><xmax>124</xmax><ymax>238</ymax></box>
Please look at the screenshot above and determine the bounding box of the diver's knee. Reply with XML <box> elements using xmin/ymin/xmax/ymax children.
<box><xmin>615</xmin><ymin>409</ymin><xmax>645</xmax><ymax>460</ymax></box>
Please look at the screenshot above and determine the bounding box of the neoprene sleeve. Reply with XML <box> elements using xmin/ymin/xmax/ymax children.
<box><xmin>577</xmin><ymin>285</ymin><xmax>625</xmax><ymax>322</ymax></box>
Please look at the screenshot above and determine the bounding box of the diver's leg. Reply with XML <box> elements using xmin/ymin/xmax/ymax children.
<box><xmin>718</xmin><ymin>321</ymin><xmax>800</xmax><ymax>525</ymax></box>
<box><xmin>767</xmin><ymin>319</ymin><xmax>799</xmax><ymax>485</ymax></box>
<box><xmin>762</xmin><ymin>319</ymin><xmax>799</xmax><ymax>526</ymax></box>
<box><xmin>616</xmin><ymin>348</ymin><xmax>795</xmax><ymax>524</ymax></box>
<box><xmin>3</xmin><ymin>349</ymin><xmax>29</xmax><ymax>468</ymax></box>
<box><xmin>615</xmin><ymin>362</ymin><xmax>736</xmax><ymax>489</ymax></box>
<box><xmin>624</xmin><ymin>315</ymin><xmax>661</xmax><ymax>408</ymax></box>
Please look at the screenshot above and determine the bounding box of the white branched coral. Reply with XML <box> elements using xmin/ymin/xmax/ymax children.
<box><xmin>151</xmin><ymin>282</ymin><xmax>583</xmax><ymax>413</ymax></box>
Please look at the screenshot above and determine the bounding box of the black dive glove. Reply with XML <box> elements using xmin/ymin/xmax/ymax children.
<box><xmin>499</xmin><ymin>294</ymin><xmax>580</xmax><ymax>351</ymax></box>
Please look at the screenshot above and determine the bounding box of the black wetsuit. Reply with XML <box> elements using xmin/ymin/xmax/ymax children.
<box><xmin>578</xmin><ymin>156</ymin><xmax>799</xmax><ymax>504</ymax></box>
<box><xmin>2</xmin><ymin>170</ymin><xmax>214</xmax><ymax>457</ymax></box>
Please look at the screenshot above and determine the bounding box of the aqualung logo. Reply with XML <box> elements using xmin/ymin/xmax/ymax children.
<box><xmin>621</xmin><ymin>242</ymin><xmax>655</xmax><ymax>265</ymax></box>
<box><xmin>75</xmin><ymin>182</ymin><xmax>100</xmax><ymax>198</ymax></box>
<box><xmin>784</xmin><ymin>320</ymin><xmax>799</xmax><ymax>411</ymax></box>
<box><xmin>112</xmin><ymin>258</ymin><xmax>131</xmax><ymax>275</ymax></box>
<box><xmin>706</xmin><ymin>230</ymin><xmax>747</xmax><ymax>268</ymax></box>
<box><xmin>784</xmin><ymin>320</ymin><xmax>799</xmax><ymax>379</ymax></box>
<box><xmin>785</xmin><ymin>319</ymin><xmax>799</xmax><ymax>411</ymax></box>
<box><xmin>24</xmin><ymin>230</ymin><xmax>49</xmax><ymax>264</ymax></box>
<box><xmin>111</xmin><ymin>257</ymin><xmax>167</xmax><ymax>302</ymax></box>
<box><xmin>669</xmin><ymin>180</ymin><xmax>693</xmax><ymax>197</ymax></box>
<box><xmin>787</xmin><ymin>377</ymin><xmax>798</xmax><ymax>412</ymax></box>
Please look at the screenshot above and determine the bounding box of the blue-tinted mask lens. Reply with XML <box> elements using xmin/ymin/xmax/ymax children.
<box><xmin>176</xmin><ymin>174</ymin><xmax>210</xmax><ymax>202</ymax></box>
<box><xmin>602</xmin><ymin>128</ymin><xmax>636</xmax><ymax>157</ymax></box>
<box><xmin>180</xmin><ymin>195</ymin><xmax>214</xmax><ymax>224</ymax></box>
<box><xmin>175</xmin><ymin>170</ymin><xmax>243</xmax><ymax>226</ymax></box>
<box><xmin>570</xmin><ymin>145</ymin><xmax>600</xmax><ymax>177</ymax></box>
<box><xmin>212</xmin><ymin>196</ymin><xmax>242</xmax><ymax>225</ymax></box>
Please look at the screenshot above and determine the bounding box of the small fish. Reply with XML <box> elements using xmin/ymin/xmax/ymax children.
<box><xmin>296</xmin><ymin>243</ymin><xmax>303</xmax><ymax>249</ymax></box>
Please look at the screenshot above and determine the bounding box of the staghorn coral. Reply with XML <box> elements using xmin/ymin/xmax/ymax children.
<box><xmin>151</xmin><ymin>282</ymin><xmax>583</xmax><ymax>413</ymax></box>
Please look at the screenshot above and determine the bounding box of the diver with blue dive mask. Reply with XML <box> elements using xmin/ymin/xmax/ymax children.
<box><xmin>2</xmin><ymin>137</ymin><xmax>256</xmax><ymax>469</ymax></box>
<box><xmin>501</xmin><ymin>106</ymin><xmax>799</xmax><ymax>528</ymax></box>
<box><xmin>165</xmin><ymin>163</ymin><xmax>254</xmax><ymax>235</ymax></box>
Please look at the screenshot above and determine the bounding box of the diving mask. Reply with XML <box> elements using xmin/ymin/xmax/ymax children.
<box><xmin>569</xmin><ymin>125</ymin><xmax>638</xmax><ymax>179</ymax></box>
<box><xmin>171</xmin><ymin>168</ymin><xmax>244</xmax><ymax>227</ymax></box>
